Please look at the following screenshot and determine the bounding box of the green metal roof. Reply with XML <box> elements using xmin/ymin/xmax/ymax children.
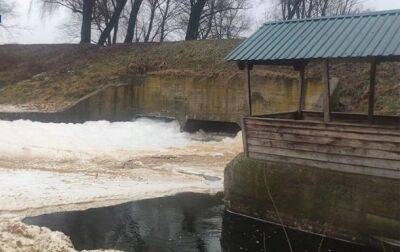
<box><xmin>226</xmin><ymin>9</ymin><xmax>400</xmax><ymax>64</ymax></box>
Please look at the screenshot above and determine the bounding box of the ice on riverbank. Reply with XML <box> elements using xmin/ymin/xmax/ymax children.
<box><xmin>0</xmin><ymin>219</ymin><xmax>75</xmax><ymax>251</ymax></box>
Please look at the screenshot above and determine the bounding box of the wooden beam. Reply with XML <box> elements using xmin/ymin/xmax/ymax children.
<box><xmin>297</xmin><ymin>65</ymin><xmax>306</xmax><ymax>119</ymax></box>
<box><xmin>245</xmin><ymin>63</ymin><xmax>253</xmax><ymax>116</ymax></box>
<box><xmin>368</xmin><ymin>59</ymin><xmax>377</xmax><ymax>123</ymax></box>
<box><xmin>237</xmin><ymin>61</ymin><xmax>246</xmax><ymax>70</ymax></box>
<box><xmin>322</xmin><ymin>60</ymin><xmax>331</xmax><ymax>122</ymax></box>
<box><xmin>241</xmin><ymin>118</ymin><xmax>249</xmax><ymax>157</ymax></box>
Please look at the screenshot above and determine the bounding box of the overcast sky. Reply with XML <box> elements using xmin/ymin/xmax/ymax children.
<box><xmin>1</xmin><ymin>0</ymin><xmax>400</xmax><ymax>44</ymax></box>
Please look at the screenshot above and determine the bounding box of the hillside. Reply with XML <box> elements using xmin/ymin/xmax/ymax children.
<box><xmin>0</xmin><ymin>40</ymin><xmax>398</xmax><ymax>115</ymax></box>
<box><xmin>0</xmin><ymin>40</ymin><xmax>240</xmax><ymax>112</ymax></box>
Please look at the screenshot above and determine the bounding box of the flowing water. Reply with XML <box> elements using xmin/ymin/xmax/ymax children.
<box><xmin>0</xmin><ymin>118</ymin><xmax>198</xmax><ymax>159</ymax></box>
<box><xmin>0</xmin><ymin>118</ymin><xmax>242</xmax><ymax>163</ymax></box>
<box><xmin>23</xmin><ymin>193</ymin><xmax>372</xmax><ymax>252</ymax></box>
<box><xmin>0</xmin><ymin>119</ymin><xmax>380</xmax><ymax>251</ymax></box>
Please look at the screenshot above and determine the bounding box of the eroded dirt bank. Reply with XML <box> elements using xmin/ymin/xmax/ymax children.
<box><xmin>0</xmin><ymin>119</ymin><xmax>242</xmax><ymax>251</ymax></box>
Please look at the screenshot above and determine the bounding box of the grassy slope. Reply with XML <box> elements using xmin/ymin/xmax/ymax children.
<box><xmin>0</xmin><ymin>40</ymin><xmax>240</xmax><ymax>111</ymax></box>
<box><xmin>0</xmin><ymin>40</ymin><xmax>398</xmax><ymax>115</ymax></box>
<box><xmin>329</xmin><ymin>61</ymin><xmax>400</xmax><ymax>115</ymax></box>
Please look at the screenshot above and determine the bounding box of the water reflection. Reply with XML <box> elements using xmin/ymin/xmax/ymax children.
<box><xmin>23</xmin><ymin>193</ymin><xmax>375</xmax><ymax>252</ymax></box>
<box><xmin>221</xmin><ymin>212</ymin><xmax>379</xmax><ymax>252</ymax></box>
<box><xmin>24</xmin><ymin>193</ymin><xmax>223</xmax><ymax>252</ymax></box>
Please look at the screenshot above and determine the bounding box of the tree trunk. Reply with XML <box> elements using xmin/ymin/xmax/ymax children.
<box><xmin>203</xmin><ymin>0</ymin><xmax>215</xmax><ymax>39</ymax></box>
<box><xmin>145</xmin><ymin>0</ymin><xmax>158</xmax><ymax>42</ymax></box>
<box><xmin>113</xmin><ymin>21</ymin><xmax>119</xmax><ymax>44</ymax></box>
<box><xmin>98</xmin><ymin>0</ymin><xmax>127</xmax><ymax>45</ymax></box>
<box><xmin>159</xmin><ymin>0</ymin><xmax>171</xmax><ymax>42</ymax></box>
<box><xmin>185</xmin><ymin>0</ymin><xmax>207</xmax><ymax>41</ymax></box>
<box><xmin>80</xmin><ymin>0</ymin><xmax>94</xmax><ymax>44</ymax></box>
<box><xmin>124</xmin><ymin>0</ymin><xmax>144</xmax><ymax>43</ymax></box>
<box><xmin>111</xmin><ymin>0</ymin><xmax>119</xmax><ymax>44</ymax></box>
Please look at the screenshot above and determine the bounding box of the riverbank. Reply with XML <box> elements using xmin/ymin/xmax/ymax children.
<box><xmin>0</xmin><ymin>41</ymin><xmax>398</xmax><ymax>123</ymax></box>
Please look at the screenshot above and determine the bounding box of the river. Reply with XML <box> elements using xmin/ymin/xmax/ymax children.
<box><xmin>23</xmin><ymin>193</ymin><xmax>368</xmax><ymax>252</ymax></box>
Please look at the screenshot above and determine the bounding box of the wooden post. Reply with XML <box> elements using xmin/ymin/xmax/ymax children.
<box><xmin>297</xmin><ymin>65</ymin><xmax>306</xmax><ymax>119</ymax></box>
<box><xmin>245</xmin><ymin>63</ymin><xmax>253</xmax><ymax>116</ymax></box>
<box><xmin>322</xmin><ymin>59</ymin><xmax>331</xmax><ymax>122</ymax></box>
<box><xmin>368</xmin><ymin>59</ymin><xmax>377</xmax><ymax>123</ymax></box>
<box><xmin>241</xmin><ymin>118</ymin><xmax>249</xmax><ymax>157</ymax></box>
<box><xmin>242</xmin><ymin>63</ymin><xmax>253</xmax><ymax>157</ymax></box>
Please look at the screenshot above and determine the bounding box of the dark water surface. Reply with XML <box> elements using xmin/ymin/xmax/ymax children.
<box><xmin>23</xmin><ymin>193</ymin><xmax>376</xmax><ymax>252</ymax></box>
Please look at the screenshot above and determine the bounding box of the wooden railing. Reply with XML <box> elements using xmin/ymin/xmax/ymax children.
<box><xmin>243</xmin><ymin>113</ymin><xmax>400</xmax><ymax>179</ymax></box>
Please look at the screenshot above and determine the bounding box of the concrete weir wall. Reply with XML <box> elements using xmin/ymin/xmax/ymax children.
<box><xmin>224</xmin><ymin>154</ymin><xmax>400</xmax><ymax>247</ymax></box>
<box><xmin>0</xmin><ymin>71</ymin><xmax>327</xmax><ymax>125</ymax></box>
<box><xmin>70</xmin><ymin>72</ymin><xmax>326</xmax><ymax>126</ymax></box>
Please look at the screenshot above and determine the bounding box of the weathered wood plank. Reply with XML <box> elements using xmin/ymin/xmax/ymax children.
<box><xmin>322</xmin><ymin>60</ymin><xmax>331</xmax><ymax>122</ymax></box>
<box><xmin>248</xmin><ymin>145</ymin><xmax>400</xmax><ymax>170</ymax></box>
<box><xmin>368</xmin><ymin>60</ymin><xmax>377</xmax><ymax>123</ymax></box>
<box><xmin>304</xmin><ymin>110</ymin><xmax>399</xmax><ymax>119</ymax></box>
<box><xmin>241</xmin><ymin>118</ymin><xmax>249</xmax><ymax>157</ymax></box>
<box><xmin>248</xmin><ymin>152</ymin><xmax>400</xmax><ymax>179</ymax></box>
<box><xmin>246</xmin><ymin>130</ymin><xmax>400</xmax><ymax>153</ymax></box>
<box><xmin>244</xmin><ymin>113</ymin><xmax>400</xmax><ymax>175</ymax></box>
<box><xmin>246</xmin><ymin>115</ymin><xmax>400</xmax><ymax>131</ymax></box>
<box><xmin>302</xmin><ymin>111</ymin><xmax>400</xmax><ymax>126</ymax></box>
<box><xmin>257</xmin><ymin>111</ymin><xmax>297</xmax><ymax>119</ymax></box>
<box><xmin>245</xmin><ymin>118</ymin><xmax>400</xmax><ymax>136</ymax></box>
<box><xmin>247</xmin><ymin>138</ymin><xmax>400</xmax><ymax>160</ymax></box>
<box><xmin>297</xmin><ymin>66</ymin><xmax>305</xmax><ymax>118</ymax></box>
<box><xmin>245</xmin><ymin>64</ymin><xmax>252</xmax><ymax>116</ymax></box>
<box><xmin>245</xmin><ymin>124</ymin><xmax>400</xmax><ymax>143</ymax></box>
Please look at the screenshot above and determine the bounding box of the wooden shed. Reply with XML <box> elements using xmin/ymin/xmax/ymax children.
<box><xmin>226</xmin><ymin>10</ymin><xmax>400</xmax><ymax>179</ymax></box>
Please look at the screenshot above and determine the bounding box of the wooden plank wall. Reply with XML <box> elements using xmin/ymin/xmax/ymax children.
<box><xmin>244</xmin><ymin>117</ymin><xmax>400</xmax><ymax>179</ymax></box>
<box><xmin>303</xmin><ymin>111</ymin><xmax>400</xmax><ymax>126</ymax></box>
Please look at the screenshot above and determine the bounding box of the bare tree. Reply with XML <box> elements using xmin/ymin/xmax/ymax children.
<box><xmin>36</xmin><ymin>0</ymin><xmax>250</xmax><ymax>44</ymax></box>
<box><xmin>58</xmin><ymin>12</ymin><xmax>82</xmax><ymax>42</ymax></box>
<box><xmin>199</xmin><ymin>0</ymin><xmax>249</xmax><ymax>39</ymax></box>
<box><xmin>35</xmin><ymin>0</ymin><xmax>95</xmax><ymax>42</ymax></box>
<box><xmin>184</xmin><ymin>0</ymin><xmax>207</xmax><ymax>40</ymax></box>
<box><xmin>326</xmin><ymin>0</ymin><xmax>363</xmax><ymax>15</ymax></box>
<box><xmin>124</xmin><ymin>0</ymin><xmax>144</xmax><ymax>43</ymax></box>
<box><xmin>158</xmin><ymin>0</ymin><xmax>172</xmax><ymax>41</ymax></box>
<box><xmin>81</xmin><ymin>0</ymin><xmax>94</xmax><ymax>43</ymax></box>
<box><xmin>36</xmin><ymin>0</ymin><xmax>83</xmax><ymax>15</ymax></box>
<box><xmin>142</xmin><ymin>0</ymin><xmax>180</xmax><ymax>42</ymax></box>
<box><xmin>272</xmin><ymin>0</ymin><xmax>363</xmax><ymax>20</ymax></box>
<box><xmin>202</xmin><ymin>0</ymin><xmax>215</xmax><ymax>38</ymax></box>
<box><xmin>174</xmin><ymin>0</ymin><xmax>249</xmax><ymax>41</ymax></box>
<box><xmin>0</xmin><ymin>0</ymin><xmax>16</xmax><ymax>40</ymax></box>
<box><xmin>98</xmin><ymin>0</ymin><xmax>127</xmax><ymax>45</ymax></box>
<box><xmin>95</xmin><ymin>0</ymin><xmax>117</xmax><ymax>44</ymax></box>
<box><xmin>144</xmin><ymin>0</ymin><xmax>159</xmax><ymax>41</ymax></box>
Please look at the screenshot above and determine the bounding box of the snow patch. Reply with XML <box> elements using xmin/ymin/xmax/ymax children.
<box><xmin>0</xmin><ymin>169</ymin><xmax>220</xmax><ymax>213</ymax></box>
<box><xmin>0</xmin><ymin>219</ymin><xmax>75</xmax><ymax>251</ymax></box>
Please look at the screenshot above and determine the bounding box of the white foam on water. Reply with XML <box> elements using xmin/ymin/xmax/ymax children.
<box><xmin>0</xmin><ymin>118</ymin><xmax>195</xmax><ymax>159</ymax></box>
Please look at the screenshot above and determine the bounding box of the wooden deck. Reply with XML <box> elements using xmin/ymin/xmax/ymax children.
<box><xmin>243</xmin><ymin>112</ymin><xmax>400</xmax><ymax>179</ymax></box>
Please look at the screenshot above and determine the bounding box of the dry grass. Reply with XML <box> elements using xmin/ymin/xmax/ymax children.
<box><xmin>329</xmin><ymin>61</ymin><xmax>400</xmax><ymax>116</ymax></box>
<box><xmin>0</xmin><ymin>40</ymin><xmax>240</xmax><ymax>111</ymax></box>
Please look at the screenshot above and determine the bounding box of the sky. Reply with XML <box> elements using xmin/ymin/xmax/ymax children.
<box><xmin>1</xmin><ymin>0</ymin><xmax>400</xmax><ymax>44</ymax></box>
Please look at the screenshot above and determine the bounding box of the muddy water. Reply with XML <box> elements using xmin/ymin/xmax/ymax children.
<box><xmin>23</xmin><ymin>193</ymin><xmax>370</xmax><ymax>252</ymax></box>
